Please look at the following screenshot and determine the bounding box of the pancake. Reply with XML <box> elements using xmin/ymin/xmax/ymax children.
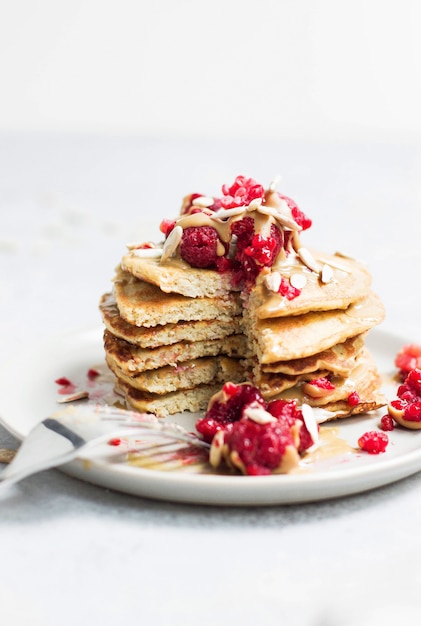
<box><xmin>268</xmin><ymin>349</ymin><xmax>383</xmax><ymax>408</ymax></box>
<box><xmin>121</xmin><ymin>253</ymin><xmax>237</xmax><ymax>298</ymax></box>
<box><xmin>100</xmin><ymin>293</ymin><xmax>244</xmax><ymax>348</ymax></box>
<box><xmin>249</xmin><ymin>292</ymin><xmax>384</xmax><ymax>364</ymax></box>
<box><xmin>103</xmin><ymin>329</ymin><xmax>247</xmax><ymax>373</ymax></box>
<box><xmin>99</xmin><ymin>174</ymin><xmax>386</xmax><ymax>424</ymax></box>
<box><xmin>251</xmin><ymin>251</ymin><xmax>372</xmax><ymax>318</ymax></box>
<box><xmin>115</xmin><ymin>381</ymin><xmax>223</xmax><ymax>417</ymax></box>
<box><xmin>261</xmin><ymin>334</ymin><xmax>366</xmax><ymax>377</ymax></box>
<box><xmin>107</xmin><ymin>354</ymin><xmax>246</xmax><ymax>394</ymax></box>
<box><xmin>114</xmin><ymin>268</ymin><xmax>242</xmax><ymax>327</ymax></box>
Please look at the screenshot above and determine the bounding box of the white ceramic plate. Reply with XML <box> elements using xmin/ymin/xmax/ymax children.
<box><xmin>1</xmin><ymin>326</ymin><xmax>421</xmax><ymax>506</ymax></box>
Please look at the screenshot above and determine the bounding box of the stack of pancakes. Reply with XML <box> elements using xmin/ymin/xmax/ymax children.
<box><xmin>100</xmin><ymin>267</ymin><xmax>248</xmax><ymax>416</ymax></box>
<box><xmin>100</xmin><ymin>248</ymin><xmax>385</xmax><ymax>418</ymax></box>
<box><xmin>99</xmin><ymin>178</ymin><xmax>386</xmax><ymax>420</ymax></box>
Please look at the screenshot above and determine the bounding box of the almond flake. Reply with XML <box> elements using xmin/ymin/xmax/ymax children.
<box><xmin>301</xmin><ymin>403</ymin><xmax>319</xmax><ymax>446</ymax></box>
<box><xmin>160</xmin><ymin>225</ymin><xmax>183</xmax><ymax>262</ymax></box>
<box><xmin>192</xmin><ymin>196</ymin><xmax>215</xmax><ymax>208</ymax></box>
<box><xmin>269</xmin><ymin>175</ymin><xmax>282</xmax><ymax>192</ymax></box>
<box><xmin>321</xmin><ymin>263</ymin><xmax>334</xmax><ymax>284</ymax></box>
<box><xmin>243</xmin><ymin>405</ymin><xmax>277</xmax><ymax>425</ymax></box>
<box><xmin>265</xmin><ymin>271</ymin><xmax>282</xmax><ymax>293</ymax></box>
<box><xmin>258</xmin><ymin>205</ymin><xmax>302</xmax><ymax>231</ymax></box>
<box><xmin>56</xmin><ymin>390</ymin><xmax>89</xmax><ymax>404</ymax></box>
<box><xmin>247</xmin><ymin>198</ymin><xmax>263</xmax><ymax>210</ymax></box>
<box><xmin>297</xmin><ymin>247</ymin><xmax>320</xmax><ymax>273</ymax></box>
<box><xmin>290</xmin><ymin>273</ymin><xmax>307</xmax><ymax>290</ymax></box>
<box><xmin>211</xmin><ymin>206</ymin><xmax>245</xmax><ymax>220</ymax></box>
<box><xmin>209</xmin><ymin>430</ymin><xmax>225</xmax><ymax>467</ymax></box>
<box><xmin>132</xmin><ymin>248</ymin><xmax>163</xmax><ymax>259</ymax></box>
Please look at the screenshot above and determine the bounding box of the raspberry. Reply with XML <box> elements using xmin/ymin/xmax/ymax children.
<box><xmin>395</xmin><ymin>344</ymin><xmax>421</xmax><ymax>381</ymax></box>
<box><xmin>179</xmin><ymin>226</ymin><xmax>223</xmax><ymax>269</ymax></box>
<box><xmin>358</xmin><ymin>431</ymin><xmax>389</xmax><ymax>454</ymax></box>
<box><xmin>196</xmin><ymin>383</ymin><xmax>267</xmax><ymax>443</ymax></box>
<box><xmin>307</xmin><ymin>377</ymin><xmax>335</xmax><ymax>391</ymax></box>
<box><xmin>231</xmin><ymin>217</ymin><xmax>282</xmax><ymax>285</ymax></box>
<box><xmin>380</xmin><ymin>415</ymin><xmax>395</xmax><ymax>431</ymax></box>
<box><xmin>348</xmin><ymin>391</ymin><xmax>360</xmax><ymax>406</ymax></box>
<box><xmin>223</xmin><ymin>418</ymin><xmax>295</xmax><ymax>475</ymax></box>
<box><xmin>278</xmin><ymin>277</ymin><xmax>301</xmax><ymax>300</ymax></box>
<box><xmin>160</xmin><ymin>219</ymin><xmax>176</xmax><ymax>236</ymax></box>
<box><xmin>268</xmin><ymin>398</ymin><xmax>315</xmax><ymax>453</ymax></box>
<box><xmin>279</xmin><ymin>194</ymin><xmax>312</xmax><ymax>230</ymax></box>
<box><xmin>221</xmin><ymin>175</ymin><xmax>265</xmax><ymax>209</ymax></box>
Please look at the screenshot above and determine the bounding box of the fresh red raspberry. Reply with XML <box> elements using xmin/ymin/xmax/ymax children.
<box><xmin>196</xmin><ymin>383</ymin><xmax>267</xmax><ymax>443</ymax></box>
<box><xmin>278</xmin><ymin>277</ymin><xmax>301</xmax><ymax>300</ymax></box>
<box><xmin>380</xmin><ymin>415</ymin><xmax>395</xmax><ymax>431</ymax></box>
<box><xmin>348</xmin><ymin>391</ymin><xmax>360</xmax><ymax>406</ymax></box>
<box><xmin>358</xmin><ymin>431</ymin><xmax>389</xmax><ymax>454</ymax></box>
<box><xmin>268</xmin><ymin>398</ymin><xmax>315</xmax><ymax>453</ymax></box>
<box><xmin>221</xmin><ymin>175</ymin><xmax>265</xmax><ymax>208</ymax></box>
<box><xmin>179</xmin><ymin>226</ymin><xmax>223</xmax><ymax>269</ymax></box>
<box><xmin>279</xmin><ymin>194</ymin><xmax>312</xmax><ymax>230</ymax></box>
<box><xmin>223</xmin><ymin>418</ymin><xmax>295</xmax><ymax>475</ymax></box>
<box><xmin>160</xmin><ymin>219</ymin><xmax>176</xmax><ymax>236</ymax></box>
<box><xmin>395</xmin><ymin>345</ymin><xmax>421</xmax><ymax>381</ymax></box>
<box><xmin>231</xmin><ymin>218</ymin><xmax>282</xmax><ymax>285</ymax></box>
<box><xmin>307</xmin><ymin>377</ymin><xmax>335</xmax><ymax>391</ymax></box>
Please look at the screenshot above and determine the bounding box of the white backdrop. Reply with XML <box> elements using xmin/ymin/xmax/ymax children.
<box><xmin>1</xmin><ymin>0</ymin><xmax>421</xmax><ymax>140</ymax></box>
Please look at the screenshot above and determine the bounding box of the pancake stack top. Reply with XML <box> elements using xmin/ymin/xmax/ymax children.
<box><xmin>100</xmin><ymin>175</ymin><xmax>386</xmax><ymax>419</ymax></box>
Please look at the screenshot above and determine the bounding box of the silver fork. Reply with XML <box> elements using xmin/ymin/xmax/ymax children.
<box><xmin>0</xmin><ymin>404</ymin><xmax>210</xmax><ymax>490</ymax></box>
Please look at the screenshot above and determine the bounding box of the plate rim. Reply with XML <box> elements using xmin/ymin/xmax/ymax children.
<box><xmin>1</xmin><ymin>325</ymin><xmax>421</xmax><ymax>505</ymax></box>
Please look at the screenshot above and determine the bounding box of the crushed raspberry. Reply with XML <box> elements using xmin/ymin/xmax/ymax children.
<box><xmin>268</xmin><ymin>398</ymin><xmax>315</xmax><ymax>453</ymax></box>
<box><xmin>181</xmin><ymin>194</ymin><xmax>222</xmax><ymax>215</ymax></box>
<box><xmin>230</xmin><ymin>218</ymin><xmax>282</xmax><ymax>285</ymax></box>
<box><xmin>388</xmin><ymin>368</ymin><xmax>421</xmax><ymax>424</ymax></box>
<box><xmin>55</xmin><ymin>376</ymin><xmax>77</xmax><ymax>395</ymax></box>
<box><xmin>278</xmin><ymin>277</ymin><xmax>301</xmax><ymax>300</ymax></box>
<box><xmin>55</xmin><ymin>377</ymin><xmax>72</xmax><ymax>386</ymax></box>
<box><xmin>348</xmin><ymin>391</ymin><xmax>360</xmax><ymax>406</ymax></box>
<box><xmin>223</xmin><ymin>418</ymin><xmax>296</xmax><ymax>475</ymax></box>
<box><xmin>380</xmin><ymin>415</ymin><xmax>395</xmax><ymax>431</ymax></box>
<box><xmin>196</xmin><ymin>383</ymin><xmax>267</xmax><ymax>443</ymax></box>
<box><xmin>204</xmin><ymin>389</ymin><xmax>316</xmax><ymax>475</ymax></box>
<box><xmin>179</xmin><ymin>226</ymin><xmax>223</xmax><ymax>269</ymax></box>
<box><xmin>221</xmin><ymin>175</ymin><xmax>265</xmax><ymax>209</ymax></box>
<box><xmin>395</xmin><ymin>344</ymin><xmax>421</xmax><ymax>381</ymax></box>
<box><xmin>358</xmin><ymin>431</ymin><xmax>389</xmax><ymax>454</ymax></box>
<box><xmin>87</xmin><ymin>368</ymin><xmax>100</xmax><ymax>380</ymax></box>
<box><xmin>279</xmin><ymin>194</ymin><xmax>312</xmax><ymax>231</ymax></box>
<box><xmin>244</xmin><ymin>230</ymin><xmax>283</xmax><ymax>266</ymax></box>
<box><xmin>307</xmin><ymin>377</ymin><xmax>335</xmax><ymax>391</ymax></box>
<box><xmin>160</xmin><ymin>219</ymin><xmax>176</xmax><ymax>236</ymax></box>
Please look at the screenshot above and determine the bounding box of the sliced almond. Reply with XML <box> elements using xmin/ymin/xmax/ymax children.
<box><xmin>297</xmin><ymin>247</ymin><xmax>320</xmax><ymax>273</ymax></box>
<box><xmin>211</xmin><ymin>206</ymin><xmax>245</xmax><ymax>220</ymax></box>
<box><xmin>321</xmin><ymin>263</ymin><xmax>334</xmax><ymax>284</ymax></box>
<box><xmin>243</xmin><ymin>404</ymin><xmax>277</xmax><ymax>424</ymax></box>
<box><xmin>269</xmin><ymin>175</ymin><xmax>282</xmax><ymax>192</ymax></box>
<box><xmin>258</xmin><ymin>205</ymin><xmax>302</xmax><ymax>231</ymax></box>
<box><xmin>192</xmin><ymin>196</ymin><xmax>215</xmax><ymax>208</ymax></box>
<box><xmin>160</xmin><ymin>225</ymin><xmax>183</xmax><ymax>263</ymax></box>
<box><xmin>290</xmin><ymin>273</ymin><xmax>307</xmax><ymax>290</ymax></box>
<box><xmin>209</xmin><ymin>430</ymin><xmax>226</xmax><ymax>467</ymax></box>
<box><xmin>56</xmin><ymin>390</ymin><xmax>89</xmax><ymax>404</ymax></box>
<box><xmin>247</xmin><ymin>197</ymin><xmax>263</xmax><ymax>210</ymax></box>
<box><xmin>132</xmin><ymin>248</ymin><xmax>163</xmax><ymax>259</ymax></box>
<box><xmin>301</xmin><ymin>403</ymin><xmax>319</xmax><ymax>446</ymax></box>
<box><xmin>265</xmin><ymin>271</ymin><xmax>282</xmax><ymax>293</ymax></box>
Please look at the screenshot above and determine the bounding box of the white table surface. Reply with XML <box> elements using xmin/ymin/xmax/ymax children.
<box><xmin>1</xmin><ymin>132</ymin><xmax>421</xmax><ymax>626</ymax></box>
